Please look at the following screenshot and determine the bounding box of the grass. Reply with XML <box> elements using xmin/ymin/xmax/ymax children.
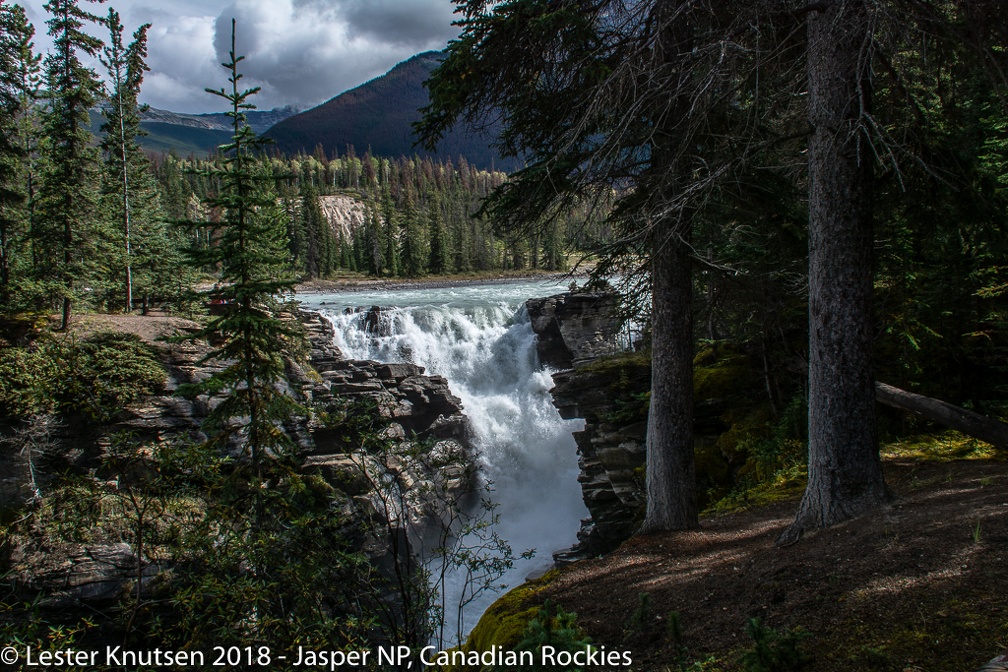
<box><xmin>880</xmin><ymin>430</ymin><xmax>1001</xmax><ymax>462</ymax></box>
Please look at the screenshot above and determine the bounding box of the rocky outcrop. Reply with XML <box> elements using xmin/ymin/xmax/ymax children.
<box><xmin>526</xmin><ymin>291</ymin><xmax>623</xmax><ymax>369</ymax></box>
<box><xmin>12</xmin><ymin>542</ymin><xmax>158</xmax><ymax>607</ymax></box>
<box><xmin>3</xmin><ymin>310</ymin><xmax>475</xmax><ymax>612</ymax></box>
<box><xmin>549</xmin><ymin>357</ymin><xmax>650</xmax><ymax>562</ymax></box>
<box><xmin>299</xmin><ymin>311</ymin><xmax>469</xmax><ymax>446</ymax></box>
<box><xmin>531</xmin><ymin>290</ymin><xmax>765</xmax><ymax>562</ymax></box>
<box><xmin>526</xmin><ymin>289</ymin><xmax>646</xmax><ymax>561</ymax></box>
<box><xmin>319</xmin><ymin>194</ymin><xmax>369</xmax><ymax>241</ymax></box>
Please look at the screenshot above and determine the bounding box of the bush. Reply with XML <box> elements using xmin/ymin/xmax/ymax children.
<box><xmin>739</xmin><ymin>618</ymin><xmax>811</xmax><ymax>672</ymax></box>
<box><xmin>0</xmin><ymin>332</ymin><xmax>166</xmax><ymax>422</ymax></box>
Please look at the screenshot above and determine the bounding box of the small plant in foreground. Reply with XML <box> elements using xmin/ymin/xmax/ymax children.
<box><xmin>739</xmin><ymin>618</ymin><xmax>811</xmax><ymax>672</ymax></box>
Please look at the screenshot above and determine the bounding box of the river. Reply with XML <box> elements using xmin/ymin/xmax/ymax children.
<box><xmin>300</xmin><ymin>279</ymin><xmax>588</xmax><ymax>642</ymax></box>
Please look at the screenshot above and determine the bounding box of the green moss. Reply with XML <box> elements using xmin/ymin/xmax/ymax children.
<box><xmin>694</xmin><ymin>355</ymin><xmax>757</xmax><ymax>400</ymax></box>
<box><xmin>463</xmin><ymin>570</ymin><xmax>561</xmax><ymax>654</ymax></box>
<box><xmin>704</xmin><ymin>463</ymin><xmax>807</xmax><ymax>515</ymax></box>
<box><xmin>579</xmin><ymin>350</ymin><xmax>651</xmax><ymax>379</ymax></box>
<box><xmin>880</xmin><ymin>431</ymin><xmax>1002</xmax><ymax>462</ymax></box>
<box><xmin>715</xmin><ymin>407</ymin><xmax>774</xmax><ymax>456</ymax></box>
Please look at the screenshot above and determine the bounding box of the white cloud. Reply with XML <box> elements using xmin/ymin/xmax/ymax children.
<box><xmin>211</xmin><ymin>0</ymin><xmax>457</xmax><ymax>111</ymax></box>
<box><xmin>12</xmin><ymin>0</ymin><xmax>459</xmax><ymax>113</ymax></box>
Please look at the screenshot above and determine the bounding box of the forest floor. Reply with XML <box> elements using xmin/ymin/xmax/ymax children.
<box><xmin>537</xmin><ymin>455</ymin><xmax>1008</xmax><ymax>672</ymax></box>
<box><xmin>68</xmin><ymin>312</ymin><xmax>202</xmax><ymax>344</ymax></box>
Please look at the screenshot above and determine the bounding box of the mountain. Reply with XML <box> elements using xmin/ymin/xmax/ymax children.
<box><xmin>89</xmin><ymin>105</ymin><xmax>300</xmax><ymax>157</ymax></box>
<box><xmin>264</xmin><ymin>52</ymin><xmax>514</xmax><ymax>171</ymax></box>
<box><xmin>141</xmin><ymin>105</ymin><xmax>300</xmax><ymax>135</ymax></box>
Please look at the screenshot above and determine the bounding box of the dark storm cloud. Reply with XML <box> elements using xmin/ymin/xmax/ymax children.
<box><xmin>340</xmin><ymin>0</ymin><xmax>459</xmax><ymax>47</ymax></box>
<box><xmin>211</xmin><ymin>0</ymin><xmax>458</xmax><ymax>110</ymax></box>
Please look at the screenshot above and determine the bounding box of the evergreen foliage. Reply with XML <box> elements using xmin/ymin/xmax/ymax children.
<box><xmin>0</xmin><ymin>331</ymin><xmax>165</xmax><ymax>422</ymax></box>
<box><xmin>0</xmin><ymin>1</ymin><xmax>38</xmax><ymax>299</ymax></box>
<box><xmin>177</xmin><ymin>19</ymin><xmax>301</xmax><ymax>470</ymax></box>
<box><xmin>98</xmin><ymin>9</ymin><xmax>153</xmax><ymax>313</ymax></box>
<box><xmin>739</xmin><ymin>618</ymin><xmax>811</xmax><ymax>672</ymax></box>
<box><xmin>37</xmin><ymin>0</ymin><xmax>104</xmax><ymax>329</ymax></box>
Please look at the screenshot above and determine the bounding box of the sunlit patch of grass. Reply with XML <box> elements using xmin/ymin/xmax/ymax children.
<box><xmin>880</xmin><ymin>431</ymin><xmax>1001</xmax><ymax>462</ymax></box>
<box><xmin>703</xmin><ymin>463</ymin><xmax>807</xmax><ymax>516</ymax></box>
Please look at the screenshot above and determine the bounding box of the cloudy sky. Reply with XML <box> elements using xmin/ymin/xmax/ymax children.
<box><xmin>19</xmin><ymin>0</ymin><xmax>460</xmax><ymax>113</ymax></box>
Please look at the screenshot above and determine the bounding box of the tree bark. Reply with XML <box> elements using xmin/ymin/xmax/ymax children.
<box><xmin>641</xmin><ymin>228</ymin><xmax>699</xmax><ymax>532</ymax></box>
<box><xmin>640</xmin><ymin>2</ymin><xmax>700</xmax><ymax>533</ymax></box>
<box><xmin>780</xmin><ymin>0</ymin><xmax>888</xmax><ymax>545</ymax></box>
<box><xmin>876</xmin><ymin>382</ymin><xmax>1008</xmax><ymax>450</ymax></box>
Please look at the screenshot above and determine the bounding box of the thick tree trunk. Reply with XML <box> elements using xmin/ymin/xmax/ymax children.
<box><xmin>876</xmin><ymin>382</ymin><xmax>1008</xmax><ymax>450</ymax></box>
<box><xmin>641</xmin><ymin>229</ymin><xmax>699</xmax><ymax>532</ymax></box>
<box><xmin>780</xmin><ymin>0</ymin><xmax>888</xmax><ymax>545</ymax></box>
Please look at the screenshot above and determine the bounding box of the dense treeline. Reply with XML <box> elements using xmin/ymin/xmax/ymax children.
<box><xmin>151</xmin><ymin>147</ymin><xmax>590</xmax><ymax>283</ymax></box>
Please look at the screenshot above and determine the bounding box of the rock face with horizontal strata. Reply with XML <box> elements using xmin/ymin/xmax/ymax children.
<box><xmin>525</xmin><ymin>291</ymin><xmax>622</xmax><ymax>368</ymax></box>
<box><xmin>526</xmin><ymin>289</ymin><xmax>646</xmax><ymax>562</ymax></box>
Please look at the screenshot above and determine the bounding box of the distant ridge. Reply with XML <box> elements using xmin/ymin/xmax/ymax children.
<box><xmin>141</xmin><ymin>105</ymin><xmax>300</xmax><ymax>135</ymax></box>
<box><xmin>264</xmin><ymin>52</ymin><xmax>513</xmax><ymax>171</ymax></box>
<box><xmin>89</xmin><ymin>105</ymin><xmax>300</xmax><ymax>158</ymax></box>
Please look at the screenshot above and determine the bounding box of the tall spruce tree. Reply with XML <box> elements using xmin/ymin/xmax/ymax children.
<box><xmin>180</xmin><ymin>19</ymin><xmax>301</xmax><ymax>471</ymax></box>
<box><xmin>0</xmin><ymin>0</ymin><xmax>38</xmax><ymax>298</ymax></box>
<box><xmin>39</xmin><ymin>0</ymin><xmax>104</xmax><ymax>329</ymax></box>
<box><xmin>99</xmin><ymin>9</ymin><xmax>152</xmax><ymax>312</ymax></box>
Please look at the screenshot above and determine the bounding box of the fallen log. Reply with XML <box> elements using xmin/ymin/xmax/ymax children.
<box><xmin>875</xmin><ymin>381</ymin><xmax>1008</xmax><ymax>451</ymax></box>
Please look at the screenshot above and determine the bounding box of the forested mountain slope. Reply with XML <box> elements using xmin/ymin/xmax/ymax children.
<box><xmin>264</xmin><ymin>52</ymin><xmax>514</xmax><ymax>171</ymax></box>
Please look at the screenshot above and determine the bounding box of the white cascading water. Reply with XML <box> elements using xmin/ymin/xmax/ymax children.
<box><xmin>303</xmin><ymin>280</ymin><xmax>588</xmax><ymax>642</ymax></box>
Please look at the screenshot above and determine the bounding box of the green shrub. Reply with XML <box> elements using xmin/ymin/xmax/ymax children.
<box><xmin>0</xmin><ymin>332</ymin><xmax>166</xmax><ymax>422</ymax></box>
<box><xmin>739</xmin><ymin>618</ymin><xmax>811</xmax><ymax>672</ymax></box>
<box><xmin>499</xmin><ymin>600</ymin><xmax>592</xmax><ymax>671</ymax></box>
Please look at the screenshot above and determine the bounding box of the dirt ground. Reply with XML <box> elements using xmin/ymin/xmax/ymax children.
<box><xmin>540</xmin><ymin>459</ymin><xmax>1008</xmax><ymax>671</ymax></box>
<box><xmin>68</xmin><ymin>311</ymin><xmax>201</xmax><ymax>345</ymax></box>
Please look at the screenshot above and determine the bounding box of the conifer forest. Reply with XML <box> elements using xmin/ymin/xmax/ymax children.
<box><xmin>1</xmin><ymin>1</ymin><xmax>1007</xmax><ymax>671</ymax></box>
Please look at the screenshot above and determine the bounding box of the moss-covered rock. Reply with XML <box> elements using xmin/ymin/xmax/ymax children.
<box><xmin>465</xmin><ymin>570</ymin><xmax>561</xmax><ymax>653</ymax></box>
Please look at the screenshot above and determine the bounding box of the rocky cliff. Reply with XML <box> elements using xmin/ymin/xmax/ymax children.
<box><xmin>526</xmin><ymin>290</ymin><xmax>647</xmax><ymax>560</ymax></box>
<box><xmin>527</xmin><ymin>290</ymin><xmax>767</xmax><ymax>562</ymax></box>
<box><xmin>318</xmin><ymin>195</ymin><xmax>369</xmax><ymax>241</ymax></box>
<box><xmin>2</xmin><ymin>310</ymin><xmax>475</xmax><ymax>610</ymax></box>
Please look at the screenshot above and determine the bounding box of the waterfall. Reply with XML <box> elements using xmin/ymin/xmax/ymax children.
<box><xmin>309</xmin><ymin>281</ymin><xmax>587</xmax><ymax>641</ymax></box>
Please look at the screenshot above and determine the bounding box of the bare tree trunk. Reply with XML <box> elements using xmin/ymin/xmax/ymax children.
<box><xmin>780</xmin><ymin>0</ymin><xmax>888</xmax><ymax>545</ymax></box>
<box><xmin>876</xmin><ymin>382</ymin><xmax>1008</xmax><ymax>450</ymax></box>
<box><xmin>642</xmin><ymin>228</ymin><xmax>699</xmax><ymax>532</ymax></box>
<box><xmin>640</xmin><ymin>2</ymin><xmax>700</xmax><ymax>533</ymax></box>
<box><xmin>61</xmin><ymin>216</ymin><xmax>72</xmax><ymax>331</ymax></box>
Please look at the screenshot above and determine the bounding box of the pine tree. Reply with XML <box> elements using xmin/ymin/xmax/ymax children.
<box><xmin>399</xmin><ymin>195</ymin><xmax>426</xmax><ymax>277</ymax></box>
<box><xmin>179</xmin><ymin>19</ymin><xmax>301</xmax><ymax>471</ymax></box>
<box><xmin>99</xmin><ymin>9</ymin><xmax>152</xmax><ymax>312</ymax></box>
<box><xmin>38</xmin><ymin>0</ymin><xmax>104</xmax><ymax>329</ymax></box>
<box><xmin>427</xmin><ymin>202</ymin><xmax>449</xmax><ymax>276</ymax></box>
<box><xmin>0</xmin><ymin>0</ymin><xmax>39</xmax><ymax>300</ymax></box>
<box><xmin>300</xmin><ymin>182</ymin><xmax>324</xmax><ymax>278</ymax></box>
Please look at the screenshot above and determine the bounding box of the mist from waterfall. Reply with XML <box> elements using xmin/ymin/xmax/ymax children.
<box><xmin>304</xmin><ymin>280</ymin><xmax>587</xmax><ymax>641</ymax></box>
